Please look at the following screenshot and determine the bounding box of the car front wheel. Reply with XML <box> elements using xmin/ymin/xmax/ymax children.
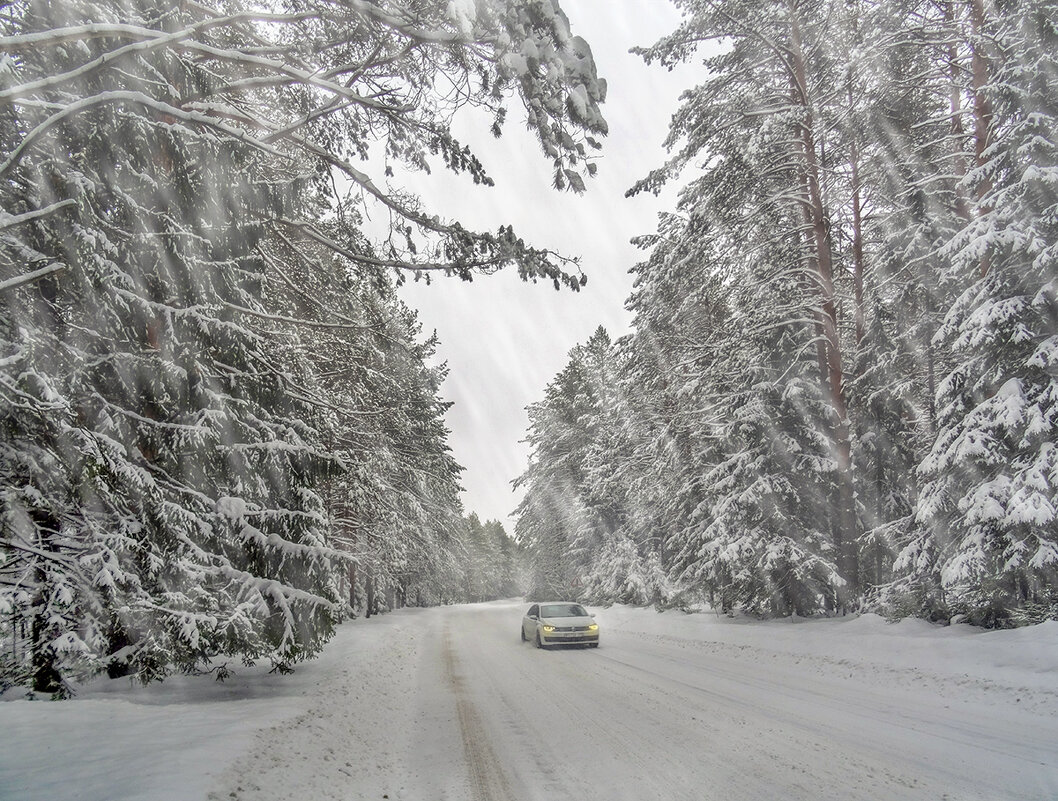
<box><xmin>520</xmin><ymin>626</ymin><xmax>527</xmax><ymax>642</ymax></box>
<box><xmin>535</xmin><ymin>631</ymin><xmax>547</xmax><ymax>650</ymax></box>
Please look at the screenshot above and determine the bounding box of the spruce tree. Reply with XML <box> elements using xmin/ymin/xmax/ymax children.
<box><xmin>905</xmin><ymin>0</ymin><xmax>1058</xmax><ymax>625</ymax></box>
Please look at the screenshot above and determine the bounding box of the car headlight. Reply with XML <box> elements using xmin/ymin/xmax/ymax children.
<box><xmin>542</xmin><ymin>625</ymin><xmax>555</xmax><ymax>632</ymax></box>
<box><xmin>588</xmin><ymin>624</ymin><xmax>598</xmax><ymax>631</ymax></box>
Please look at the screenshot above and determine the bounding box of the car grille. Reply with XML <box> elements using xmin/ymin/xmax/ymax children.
<box><xmin>554</xmin><ymin>625</ymin><xmax>592</xmax><ymax>632</ymax></box>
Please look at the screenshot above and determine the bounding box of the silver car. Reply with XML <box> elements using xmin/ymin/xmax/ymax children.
<box><xmin>520</xmin><ymin>602</ymin><xmax>600</xmax><ymax>649</ymax></box>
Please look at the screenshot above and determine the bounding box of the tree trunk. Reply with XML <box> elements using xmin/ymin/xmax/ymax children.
<box><xmin>850</xmin><ymin>130</ymin><xmax>866</xmax><ymax>348</ymax></box>
<box><xmin>789</xmin><ymin>3</ymin><xmax>859</xmax><ymax>602</ymax></box>
<box><xmin>969</xmin><ymin>0</ymin><xmax>993</xmax><ymax>276</ymax></box>
<box><xmin>365</xmin><ymin>569</ymin><xmax>375</xmax><ymax>618</ymax></box>
<box><xmin>924</xmin><ymin>310</ymin><xmax>939</xmax><ymax>436</ymax></box>
<box><xmin>348</xmin><ymin>561</ymin><xmax>357</xmax><ymax>613</ymax></box>
<box><xmin>947</xmin><ymin>1</ymin><xmax>971</xmax><ymax>221</ymax></box>
<box><xmin>105</xmin><ymin>621</ymin><xmax>133</xmax><ymax>679</ymax></box>
<box><xmin>31</xmin><ymin>609</ymin><xmax>62</xmax><ymax>695</ymax></box>
<box><xmin>846</xmin><ymin>1</ymin><xmax>867</xmax><ymax>348</ymax></box>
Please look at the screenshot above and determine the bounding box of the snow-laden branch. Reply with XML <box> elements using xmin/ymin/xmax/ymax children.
<box><xmin>0</xmin><ymin>261</ymin><xmax>66</xmax><ymax>293</ymax></box>
<box><xmin>222</xmin><ymin>301</ymin><xmax>379</xmax><ymax>331</ymax></box>
<box><xmin>0</xmin><ymin>12</ymin><xmax>322</xmax><ymax>101</ymax></box>
<box><xmin>0</xmin><ymin>12</ymin><xmax>318</xmax><ymax>53</ymax></box>
<box><xmin>0</xmin><ymin>199</ymin><xmax>76</xmax><ymax>231</ymax></box>
<box><xmin>176</xmin><ymin>42</ymin><xmax>415</xmax><ymax>114</ymax></box>
<box><xmin>342</xmin><ymin>0</ymin><xmax>476</xmax><ymax>45</ymax></box>
<box><xmin>0</xmin><ymin>537</ymin><xmax>79</xmax><ymax>566</ymax></box>
<box><xmin>0</xmin><ymin>90</ymin><xmax>286</xmax><ymax>178</ymax></box>
<box><xmin>276</xmin><ymin>218</ymin><xmax>484</xmax><ymax>271</ymax></box>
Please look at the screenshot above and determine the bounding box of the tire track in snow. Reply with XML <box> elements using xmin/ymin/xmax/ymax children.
<box><xmin>443</xmin><ymin>623</ymin><xmax>516</xmax><ymax>801</ymax></box>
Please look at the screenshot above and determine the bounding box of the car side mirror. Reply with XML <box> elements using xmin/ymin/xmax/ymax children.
<box><xmin>590</xmin><ymin>613</ymin><xmax>596</xmax><ymax>618</ymax></box>
<box><xmin>529</xmin><ymin>614</ymin><xmax>538</xmax><ymax>620</ymax></box>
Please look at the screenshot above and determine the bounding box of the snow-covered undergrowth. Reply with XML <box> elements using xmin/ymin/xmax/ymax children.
<box><xmin>2</xmin><ymin>602</ymin><xmax>1056</xmax><ymax>801</ymax></box>
<box><xmin>1</xmin><ymin>643</ymin><xmax>315</xmax><ymax>801</ymax></box>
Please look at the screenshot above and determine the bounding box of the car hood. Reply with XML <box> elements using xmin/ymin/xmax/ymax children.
<box><xmin>540</xmin><ymin>616</ymin><xmax>596</xmax><ymax>627</ymax></box>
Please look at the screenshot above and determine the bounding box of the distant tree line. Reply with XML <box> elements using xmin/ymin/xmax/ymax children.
<box><xmin>355</xmin><ymin>513</ymin><xmax>521</xmax><ymax>615</ymax></box>
<box><xmin>462</xmin><ymin>514</ymin><xmax>523</xmax><ymax>603</ymax></box>
<box><xmin>517</xmin><ymin>0</ymin><xmax>1057</xmax><ymax>627</ymax></box>
<box><xmin>0</xmin><ymin>0</ymin><xmax>604</xmax><ymax>695</ymax></box>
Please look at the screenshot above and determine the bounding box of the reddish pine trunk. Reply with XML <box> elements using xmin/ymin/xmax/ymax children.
<box><xmin>846</xmin><ymin>2</ymin><xmax>867</xmax><ymax>348</ymax></box>
<box><xmin>850</xmin><ymin>127</ymin><xmax>866</xmax><ymax>347</ymax></box>
<box><xmin>969</xmin><ymin>0</ymin><xmax>993</xmax><ymax>276</ymax></box>
<box><xmin>947</xmin><ymin>1</ymin><xmax>971</xmax><ymax>221</ymax></box>
<box><xmin>789</xmin><ymin>4</ymin><xmax>859</xmax><ymax>602</ymax></box>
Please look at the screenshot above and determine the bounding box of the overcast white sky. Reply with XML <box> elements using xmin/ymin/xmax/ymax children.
<box><xmin>396</xmin><ymin>1</ymin><xmax>693</xmax><ymax>533</ymax></box>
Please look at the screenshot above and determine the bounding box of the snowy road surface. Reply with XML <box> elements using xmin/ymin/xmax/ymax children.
<box><xmin>208</xmin><ymin>601</ymin><xmax>1057</xmax><ymax>801</ymax></box>
<box><xmin>4</xmin><ymin>600</ymin><xmax>1057</xmax><ymax>801</ymax></box>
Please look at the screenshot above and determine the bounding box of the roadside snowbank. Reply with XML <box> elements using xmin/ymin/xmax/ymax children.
<box><xmin>598</xmin><ymin>605</ymin><xmax>1058</xmax><ymax>713</ymax></box>
<box><xmin>1</xmin><ymin>610</ymin><xmax>421</xmax><ymax>801</ymax></box>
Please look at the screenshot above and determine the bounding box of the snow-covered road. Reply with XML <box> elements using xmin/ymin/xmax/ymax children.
<box><xmin>4</xmin><ymin>600</ymin><xmax>1057</xmax><ymax>801</ymax></box>
<box><xmin>209</xmin><ymin>601</ymin><xmax>1058</xmax><ymax>801</ymax></box>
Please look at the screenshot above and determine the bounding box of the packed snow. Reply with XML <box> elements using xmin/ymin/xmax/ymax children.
<box><xmin>3</xmin><ymin>600</ymin><xmax>1057</xmax><ymax>800</ymax></box>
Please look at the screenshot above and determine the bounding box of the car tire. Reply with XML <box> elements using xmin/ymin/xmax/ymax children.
<box><xmin>536</xmin><ymin>631</ymin><xmax>547</xmax><ymax>650</ymax></box>
<box><xmin>589</xmin><ymin>642</ymin><xmax>599</xmax><ymax>648</ymax></box>
<box><xmin>520</xmin><ymin>627</ymin><xmax>527</xmax><ymax>642</ymax></box>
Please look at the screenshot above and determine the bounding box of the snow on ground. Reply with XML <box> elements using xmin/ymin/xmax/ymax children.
<box><xmin>2</xmin><ymin>601</ymin><xmax>1057</xmax><ymax>801</ymax></box>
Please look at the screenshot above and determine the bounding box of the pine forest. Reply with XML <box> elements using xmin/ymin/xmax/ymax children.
<box><xmin>518</xmin><ymin>0</ymin><xmax>1058</xmax><ymax>628</ymax></box>
<box><xmin>2</xmin><ymin>0</ymin><xmax>1056</xmax><ymax>699</ymax></box>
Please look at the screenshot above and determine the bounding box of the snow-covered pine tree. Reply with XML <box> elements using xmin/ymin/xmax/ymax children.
<box><xmin>838</xmin><ymin>0</ymin><xmax>968</xmax><ymax>598</ymax></box>
<box><xmin>664</xmin><ymin>231</ymin><xmax>845</xmax><ymax>616</ymax></box>
<box><xmin>516</xmin><ymin>327</ymin><xmax>671</xmax><ymax>605</ymax></box>
<box><xmin>632</xmin><ymin>0</ymin><xmax>865</xmax><ymax>606</ymax></box>
<box><xmin>486</xmin><ymin>519</ymin><xmax>522</xmax><ymax>599</ymax></box>
<box><xmin>337</xmin><ymin>308</ymin><xmax>463</xmax><ymax>615</ymax></box>
<box><xmin>584</xmin><ymin>533</ymin><xmax>669</xmax><ymax>607</ymax></box>
<box><xmin>905</xmin><ymin>0</ymin><xmax>1058</xmax><ymax>625</ymax></box>
<box><xmin>0</xmin><ymin>275</ymin><xmax>79</xmax><ymax>695</ymax></box>
<box><xmin>579</xmin><ymin>332</ymin><xmax>672</xmax><ymax>606</ymax></box>
<box><xmin>516</xmin><ymin>338</ymin><xmax>602</xmax><ymax>601</ymax></box>
<box><xmin>618</xmin><ymin>212</ymin><xmax>734</xmax><ymax>607</ymax></box>
<box><xmin>850</xmin><ymin>305</ymin><xmax>924</xmax><ymax>591</ymax></box>
<box><xmin>462</xmin><ymin>514</ymin><xmax>518</xmax><ymax>602</ymax></box>
<box><xmin>242</xmin><ymin>220</ymin><xmax>466</xmax><ymax>616</ymax></box>
<box><xmin>621</xmin><ymin>0</ymin><xmax>864</xmax><ymax>613</ymax></box>
<box><xmin>565</xmin><ymin>329</ymin><xmax>628</xmax><ymax>574</ymax></box>
<box><xmin>1</xmin><ymin>0</ymin><xmax>349</xmax><ymax>691</ymax></box>
<box><xmin>516</xmin><ymin>328</ymin><xmax>608</xmax><ymax>599</ymax></box>
<box><xmin>1</xmin><ymin>0</ymin><xmax>610</xmax><ymax>690</ymax></box>
<box><xmin>619</xmin><ymin>201</ymin><xmax>847</xmax><ymax>616</ymax></box>
<box><xmin>463</xmin><ymin>514</ymin><xmax>490</xmax><ymax>603</ymax></box>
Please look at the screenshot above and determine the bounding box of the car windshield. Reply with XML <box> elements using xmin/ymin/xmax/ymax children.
<box><xmin>540</xmin><ymin>604</ymin><xmax>588</xmax><ymax>619</ymax></box>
